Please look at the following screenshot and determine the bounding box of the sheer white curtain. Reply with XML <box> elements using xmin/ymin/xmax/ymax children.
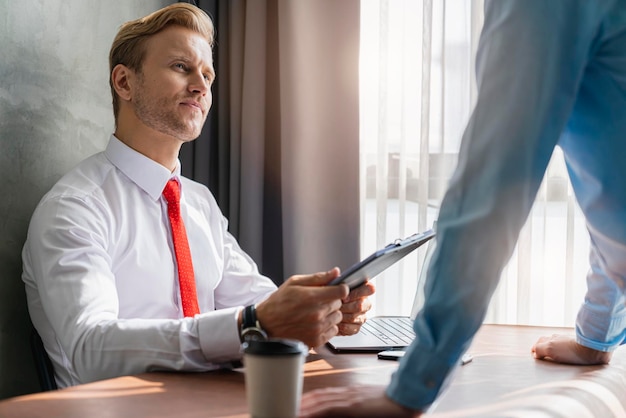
<box><xmin>360</xmin><ymin>0</ymin><xmax>590</xmax><ymax>327</ymax></box>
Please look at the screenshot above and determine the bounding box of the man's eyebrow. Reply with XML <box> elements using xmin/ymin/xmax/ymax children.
<box><xmin>167</xmin><ymin>55</ymin><xmax>191</xmax><ymax>62</ymax></box>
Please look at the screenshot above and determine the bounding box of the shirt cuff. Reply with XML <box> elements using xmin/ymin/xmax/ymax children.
<box><xmin>386</xmin><ymin>344</ymin><xmax>458</xmax><ymax>411</ymax></box>
<box><xmin>197</xmin><ymin>307</ymin><xmax>244</xmax><ymax>363</ymax></box>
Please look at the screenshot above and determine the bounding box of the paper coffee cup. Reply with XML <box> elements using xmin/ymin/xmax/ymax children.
<box><xmin>243</xmin><ymin>339</ymin><xmax>307</xmax><ymax>418</ymax></box>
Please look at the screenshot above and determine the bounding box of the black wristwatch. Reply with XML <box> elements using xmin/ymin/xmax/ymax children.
<box><xmin>240</xmin><ymin>304</ymin><xmax>268</xmax><ymax>342</ymax></box>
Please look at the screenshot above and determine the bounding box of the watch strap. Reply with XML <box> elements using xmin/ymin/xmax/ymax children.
<box><xmin>242</xmin><ymin>304</ymin><xmax>258</xmax><ymax>330</ymax></box>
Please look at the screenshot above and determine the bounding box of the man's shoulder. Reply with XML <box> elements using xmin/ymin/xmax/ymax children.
<box><xmin>37</xmin><ymin>151</ymin><xmax>114</xmax><ymax>207</ymax></box>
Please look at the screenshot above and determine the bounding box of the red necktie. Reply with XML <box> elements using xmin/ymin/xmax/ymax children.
<box><xmin>163</xmin><ymin>179</ymin><xmax>200</xmax><ymax>317</ymax></box>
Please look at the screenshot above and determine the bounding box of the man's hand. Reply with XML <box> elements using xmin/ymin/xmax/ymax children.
<box><xmin>299</xmin><ymin>385</ymin><xmax>420</xmax><ymax>418</ymax></box>
<box><xmin>531</xmin><ymin>334</ymin><xmax>612</xmax><ymax>365</ymax></box>
<box><xmin>337</xmin><ymin>281</ymin><xmax>375</xmax><ymax>336</ymax></box>
<box><xmin>255</xmin><ymin>268</ymin><xmax>350</xmax><ymax>348</ymax></box>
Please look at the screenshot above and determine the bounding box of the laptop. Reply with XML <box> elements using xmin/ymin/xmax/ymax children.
<box><xmin>327</xmin><ymin>232</ymin><xmax>436</xmax><ymax>352</ymax></box>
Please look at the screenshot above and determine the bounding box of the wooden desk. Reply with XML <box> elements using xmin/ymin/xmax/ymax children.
<box><xmin>1</xmin><ymin>325</ymin><xmax>625</xmax><ymax>417</ymax></box>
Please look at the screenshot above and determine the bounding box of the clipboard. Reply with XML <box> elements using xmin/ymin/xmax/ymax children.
<box><xmin>328</xmin><ymin>228</ymin><xmax>435</xmax><ymax>289</ymax></box>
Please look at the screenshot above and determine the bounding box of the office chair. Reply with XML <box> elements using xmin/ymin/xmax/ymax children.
<box><xmin>30</xmin><ymin>327</ymin><xmax>58</xmax><ymax>391</ymax></box>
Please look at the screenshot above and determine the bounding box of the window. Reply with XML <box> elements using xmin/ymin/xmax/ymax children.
<box><xmin>360</xmin><ymin>0</ymin><xmax>589</xmax><ymax>326</ymax></box>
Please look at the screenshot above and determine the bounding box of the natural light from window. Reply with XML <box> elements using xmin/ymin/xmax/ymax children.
<box><xmin>359</xmin><ymin>0</ymin><xmax>590</xmax><ymax>327</ymax></box>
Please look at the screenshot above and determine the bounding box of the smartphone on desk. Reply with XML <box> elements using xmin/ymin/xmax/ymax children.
<box><xmin>378</xmin><ymin>350</ymin><xmax>473</xmax><ymax>365</ymax></box>
<box><xmin>377</xmin><ymin>350</ymin><xmax>406</xmax><ymax>361</ymax></box>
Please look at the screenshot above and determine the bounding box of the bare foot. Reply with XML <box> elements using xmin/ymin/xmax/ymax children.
<box><xmin>531</xmin><ymin>334</ymin><xmax>612</xmax><ymax>365</ymax></box>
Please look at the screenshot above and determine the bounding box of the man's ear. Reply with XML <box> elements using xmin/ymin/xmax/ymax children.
<box><xmin>111</xmin><ymin>64</ymin><xmax>135</xmax><ymax>102</ymax></box>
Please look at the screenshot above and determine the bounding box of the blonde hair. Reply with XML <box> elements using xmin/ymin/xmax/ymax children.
<box><xmin>109</xmin><ymin>3</ymin><xmax>215</xmax><ymax>123</ymax></box>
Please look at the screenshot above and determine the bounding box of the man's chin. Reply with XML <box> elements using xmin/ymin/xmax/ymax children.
<box><xmin>182</xmin><ymin>121</ymin><xmax>205</xmax><ymax>141</ymax></box>
<box><xmin>177</xmin><ymin>134</ymin><xmax>201</xmax><ymax>143</ymax></box>
<box><xmin>176</xmin><ymin>125</ymin><xmax>204</xmax><ymax>142</ymax></box>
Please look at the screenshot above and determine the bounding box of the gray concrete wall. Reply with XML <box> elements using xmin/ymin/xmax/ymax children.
<box><xmin>0</xmin><ymin>0</ymin><xmax>172</xmax><ymax>399</ymax></box>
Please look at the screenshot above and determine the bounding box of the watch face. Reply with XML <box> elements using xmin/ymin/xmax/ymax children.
<box><xmin>241</xmin><ymin>327</ymin><xmax>267</xmax><ymax>342</ymax></box>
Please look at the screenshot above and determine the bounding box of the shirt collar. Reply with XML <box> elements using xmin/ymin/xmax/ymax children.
<box><xmin>104</xmin><ymin>135</ymin><xmax>182</xmax><ymax>201</ymax></box>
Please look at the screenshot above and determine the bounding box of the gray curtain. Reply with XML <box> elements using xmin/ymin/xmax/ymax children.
<box><xmin>182</xmin><ymin>0</ymin><xmax>361</xmax><ymax>284</ymax></box>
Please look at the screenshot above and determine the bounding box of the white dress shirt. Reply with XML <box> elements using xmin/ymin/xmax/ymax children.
<box><xmin>22</xmin><ymin>135</ymin><xmax>277</xmax><ymax>388</ymax></box>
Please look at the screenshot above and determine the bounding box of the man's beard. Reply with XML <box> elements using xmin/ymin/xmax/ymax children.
<box><xmin>133</xmin><ymin>81</ymin><xmax>205</xmax><ymax>141</ymax></box>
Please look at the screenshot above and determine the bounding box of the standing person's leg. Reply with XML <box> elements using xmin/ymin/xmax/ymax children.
<box><xmin>532</xmin><ymin>226</ymin><xmax>626</xmax><ymax>364</ymax></box>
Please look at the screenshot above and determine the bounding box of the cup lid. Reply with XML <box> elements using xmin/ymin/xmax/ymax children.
<box><xmin>242</xmin><ymin>338</ymin><xmax>307</xmax><ymax>356</ymax></box>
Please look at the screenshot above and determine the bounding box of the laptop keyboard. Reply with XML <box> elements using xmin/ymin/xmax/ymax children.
<box><xmin>360</xmin><ymin>317</ymin><xmax>415</xmax><ymax>345</ymax></box>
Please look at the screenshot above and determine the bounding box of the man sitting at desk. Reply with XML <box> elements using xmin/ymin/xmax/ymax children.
<box><xmin>21</xmin><ymin>3</ymin><xmax>374</xmax><ymax>388</ymax></box>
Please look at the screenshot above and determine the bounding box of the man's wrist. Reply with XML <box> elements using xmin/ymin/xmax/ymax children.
<box><xmin>240</xmin><ymin>304</ymin><xmax>268</xmax><ymax>342</ymax></box>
